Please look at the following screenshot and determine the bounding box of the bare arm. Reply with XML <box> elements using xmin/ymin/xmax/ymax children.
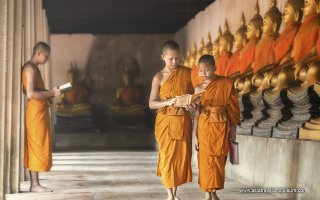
<box><xmin>149</xmin><ymin>74</ymin><xmax>176</xmax><ymax>110</ymax></box>
<box><xmin>24</xmin><ymin>66</ymin><xmax>61</xmax><ymax>100</ymax></box>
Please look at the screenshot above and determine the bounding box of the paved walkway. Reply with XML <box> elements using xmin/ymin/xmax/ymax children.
<box><xmin>6</xmin><ymin>151</ymin><xmax>285</xmax><ymax>200</ymax></box>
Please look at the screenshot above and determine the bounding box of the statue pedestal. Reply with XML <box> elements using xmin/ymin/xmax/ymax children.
<box><xmin>299</xmin><ymin>82</ymin><xmax>320</xmax><ymax>141</ymax></box>
<box><xmin>237</xmin><ymin>91</ymin><xmax>264</xmax><ymax>136</ymax></box>
<box><xmin>252</xmin><ymin>88</ymin><xmax>293</xmax><ymax>137</ymax></box>
<box><xmin>272</xmin><ymin>85</ymin><xmax>320</xmax><ymax>139</ymax></box>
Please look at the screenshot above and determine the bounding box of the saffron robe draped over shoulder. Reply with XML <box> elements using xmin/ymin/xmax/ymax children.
<box><xmin>225</xmin><ymin>48</ymin><xmax>241</xmax><ymax>77</ymax></box>
<box><xmin>239</xmin><ymin>38</ymin><xmax>258</xmax><ymax>75</ymax></box>
<box><xmin>197</xmin><ymin>76</ymin><xmax>240</xmax><ymax>192</ymax></box>
<box><xmin>274</xmin><ymin>23</ymin><xmax>300</xmax><ymax>64</ymax></box>
<box><xmin>292</xmin><ymin>14</ymin><xmax>320</xmax><ymax>63</ymax></box>
<box><xmin>155</xmin><ymin>66</ymin><xmax>193</xmax><ymax>188</ymax></box>
<box><xmin>253</xmin><ymin>35</ymin><xmax>277</xmax><ymax>73</ymax></box>
<box><xmin>22</xmin><ymin>63</ymin><xmax>52</xmax><ymax>172</ymax></box>
<box><xmin>216</xmin><ymin>52</ymin><xmax>232</xmax><ymax>76</ymax></box>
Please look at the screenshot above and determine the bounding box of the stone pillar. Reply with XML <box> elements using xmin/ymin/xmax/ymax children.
<box><xmin>10</xmin><ymin>0</ymin><xmax>23</xmax><ymax>193</ymax></box>
<box><xmin>0</xmin><ymin>0</ymin><xmax>8</xmax><ymax>199</ymax></box>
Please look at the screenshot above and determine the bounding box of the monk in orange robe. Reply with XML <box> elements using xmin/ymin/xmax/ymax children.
<box><xmin>291</xmin><ymin>0</ymin><xmax>320</xmax><ymax>77</ymax></box>
<box><xmin>193</xmin><ymin>55</ymin><xmax>240</xmax><ymax>200</ymax></box>
<box><xmin>22</xmin><ymin>42</ymin><xmax>61</xmax><ymax>192</ymax></box>
<box><xmin>149</xmin><ymin>41</ymin><xmax>194</xmax><ymax>200</ymax></box>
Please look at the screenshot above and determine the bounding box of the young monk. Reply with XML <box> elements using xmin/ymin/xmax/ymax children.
<box><xmin>193</xmin><ymin>55</ymin><xmax>240</xmax><ymax>200</ymax></box>
<box><xmin>149</xmin><ymin>41</ymin><xmax>195</xmax><ymax>200</ymax></box>
<box><xmin>22</xmin><ymin>42</ymin><xmax>61</xmax><ymax>192</ymax></box>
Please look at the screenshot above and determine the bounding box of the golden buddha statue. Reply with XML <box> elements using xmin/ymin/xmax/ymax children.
<box><xmin>271</xmin><ymin>0</ymin><xmax>304</xmax><ymax>92</ymax></box>
<box><xmin>238</xmin><ymin>1</ymin><xmax>263</xmax><ymax>95</ymax></box>
<box><xmin>111</xmin><ymin>66</ymin><xmax>145</xmax><ymax>116</ymax></box>
<box><xmin>183</xmin><ymin>50</ymin><xmax>191</xmax><ymax>67</ymax></box>
<box><xmin>226</xmin><ymin>12</ymin><xmax>247</xmax><ymax>78</ymax></box>
<box><xmin>252</xmin><ymin>0</ymin><xmax>282</xmax><ymax>92</ymax></box>
<box><xmin>212</xmin><ymin>26</ymin><xmax>222</xmax><ymax>62</ymax></box>
<box><xmin>56</xmin><ymin>66</ymin><xmax>91</xmax><ymax>117</ymax></box>
<box><xmin>191</xmin><ymin>43</ymin><xmax>201</xmax><ymax>88</ymax></box>
<box><xmin>202</xmin><ymin>32</ymin><xmax>213</xmax><ymax>55</ymax></box>
<box><xmin>216</xmin><ymin>19</ymin><xmax>234</xmax><ymax>76</ymax></box>
<box><xmin>292</xmin><ymin>0</ymin><xmax>320</xmax><ymax>79</ymax></box>
<box><xmin>116</xmin><ymin>66</ymin><xmax>141</xmax><ymax>106</ymax></box>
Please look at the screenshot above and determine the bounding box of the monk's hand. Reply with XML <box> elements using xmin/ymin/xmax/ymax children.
<box><xmin>185</xmin><ymin>103</ymin><xmax>196</xmax><ymax>112</ymax></box>
<box><xmin>195</xmin><ymin>137</ymin><xmax>199</xmax><ymax>151</ymax></box>
<box><xmin>52</xmin><ymin>86</ymin><xmax>62</xmax><ymax>97</ymax></box>
<box><xmin>166</xmin><ymin>97</ymin><xmax>177</xmax><ymax>106</ymax></box>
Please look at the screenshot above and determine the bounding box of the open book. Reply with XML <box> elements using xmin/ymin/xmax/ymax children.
<box><xmin>174</xmin><ymin>90</ymin><xmax>206</xmax><ymax>107</ymax></box>
<box><xmin>58</xmin><ymin>82</ymin><xmax>72</xmax><ymax>92</ymax></box>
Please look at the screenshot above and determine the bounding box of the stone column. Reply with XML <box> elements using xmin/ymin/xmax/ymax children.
<box><xmin>10</xmin><ymin>0</ymin><xmax>23</xmax><ymax>193</ymax></box>
<box><xmin>0</xmin><ymin>0</ymin><xmax>8</xmax><ymax>199</ymax></box>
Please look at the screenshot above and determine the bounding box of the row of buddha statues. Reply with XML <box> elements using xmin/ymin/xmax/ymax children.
<box><xmin>182</xmin><ymin>0</ymin><xmax>320</xmax><ymax>140</ymax></box>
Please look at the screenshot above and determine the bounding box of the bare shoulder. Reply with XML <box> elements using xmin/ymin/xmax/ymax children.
<box><xmin>152</xmin><ymin>71</ymin><xmax>163</xmax><ymax>84</ymax></box>
<box><xmin>22</xmin><ymin>63</ymin><xmax>36</xmax><ymax>74</ymax></box>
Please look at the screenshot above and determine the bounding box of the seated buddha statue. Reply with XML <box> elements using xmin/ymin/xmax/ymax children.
<box><xmin>212</xmin><ymin>26</ymin><xmax>222</xmax><ymax>62</ymax></box>
<box><xmin>56</xmin><ymin>67</ymin><xmax>91</xmax><ymax>117</ymax></box>
<box><xmin>190</xmin><ymin>43</ymin><xmax>201</xmax><ymax>88</ymax></box>
<box><xmin>251</xmin><ymin>0</ymin><xmax>282</xmax><ymax>93</ymax></box>
<box><xmin>202</xmin><ymin>32</ymin><xmax>213</xmax><ymax>55</ymax></box>
<box><xmin>271</xmin><ymin>0</ymin><xmax>304</xmax><ymax>92</ymax></box>
<box><xmin>225</xmin><ymin>12</ymin><xmax>248</xmax><ymax>78</ymax></box>
<box><xmin>216</xmin><ymin>20</ymin><xmax>234</xmax><ymax>76</ymax></box>
<box><xmin>111</xmin><ymin>67</ymin><xmax>145</xmax><ymax>116</ymax></box>
<box><xmin>237</xmin><ymin>1</ymin><xmax>263</xmax><ymax>96</ymax></box>
<box><xmin>292</xmin><ymin>0</ymin><xmax>320</xmax><ymax>79</ymax></box>
<box><xmin>183</xmin><ymin>50</ymin><xmax>191</xmax><ymax>68</ymax></box>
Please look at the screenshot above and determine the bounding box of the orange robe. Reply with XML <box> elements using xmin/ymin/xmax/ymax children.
<box><xmin>197</xmin><ymin>76</ymin><xmax>240</xmax><ymax>192</ymax></box>
<box><xmin>253</xmin><ymin>35</ymin><xmax>277</xmax><ymax>73</ymax></box>
<box><xmin>225</xmin><ymin>48</ymin><xmax>241</xmax><ymax>77</ymax></box>
<box><xmin>118</xmin><ymin>84</ymin><xmax>141</xmax><ymax>106</ymax></box>
<box><xmin>274</xmin><ymin>23</ymin><xmax>300</xmax><ymax>64</ymax></box>
<box><xmin>216</xmin><ymin>52</ymin><xmax>232</xmax><ymax>76</ymax></box>
<box><xmin>292</xmin><ymin>13</ymin><xmax>320</xmax><ymax>63</ymax></box>
<box><xmin>155</xmin><ymin>66</ymin><xmax>193</xmax><ymax>188</ymax></box>
<box><xmin>239</xmin><ymin>38</ymin><xmax>258</xmax><ymax>75</ymax></box>
<box><xmin>191</xmin><ymin>64</ymin><xmax>202</xmax><ymax>88</ymax></box>
<box><xmin>64</xmin><ymin>84</ymin><xmax>88</xmax><ymax>105</ymax></box>
<box><xmin>22</xmin><ymin>62</ymin><xmax>52</xmax><ymax>172</ymax></box>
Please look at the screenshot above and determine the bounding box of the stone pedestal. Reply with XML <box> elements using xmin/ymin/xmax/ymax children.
<box><xmin>237</xmin><ymin>91</ymin><xmax>264</xmax><ymax>135</ymax></box>
<box><xmin>272</xmin><ymin>85</ymin><xmax>320</xmax><ymax>139</ymax></box>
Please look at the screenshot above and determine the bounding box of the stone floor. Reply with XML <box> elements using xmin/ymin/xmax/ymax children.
<box><xmin>6</xmin><ymin>151</ymin><xmax>286</xmax><ymax>200</ymax></box>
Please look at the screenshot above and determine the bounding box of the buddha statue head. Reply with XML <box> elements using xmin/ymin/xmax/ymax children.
<box><xmin>234</xmin><ymin>12</ymin><xmax>248</xmax><ymax>49</ymax></box>
<box><xmin>247</xmin><ymin>1</ymin><xmax>263</xmax><ymax>40</ymax></box>
<box><xmin>196</xmin><ymin>38</ymin><xmax>205</xmax><ymax>61</ymax></box>
<box><xmin>212</xmin><ymin>26</ymin><xmax>222</xmax><ymax>59</ymax></box>
<box><xmin>66</xmin><ymin>68</ymin><xmax>75</xmax><ymax>85</ymax></box>
<box><xmin>219</xmin><ymin>19</ymin><xmax>234</xmax><ymax>54</ymax></box>
<box><xmin>183</xmin><ymin>50</ymin><xmax>191</xmax><ymax>67</ymax></box>
<box><xmin>262</xmin><ymin>0</ymin><xmax>282</xmax><ymax>36</ymax></box>
<box><xmin>303</xmin><ymin>0</ymin><xmax>320</xmax><ymax>16</ymax></box>
<box><xmin>283</xmin><ymin>0</ymin><xmax>304</xmax><ymax>25</ymax></box>
<box><xmin>189</xmin><ymin>43</ymin><xmax>197</xmax><ymax>67</ymax></box>
<box><xmin>203</xmin><ymin>32</ymin><xmax>213</xmax><ymax>55</ymax></box>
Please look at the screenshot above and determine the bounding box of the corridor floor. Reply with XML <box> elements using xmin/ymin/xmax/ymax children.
<box><xmin>6</xmin><ymin>151</ymin><xmax>285</xmax><ymax>200</ymax></box>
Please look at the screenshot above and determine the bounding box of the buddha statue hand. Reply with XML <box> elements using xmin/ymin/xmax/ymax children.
<box><xmin>294</xmin><ymin>62</ymin><xmax>302</xmax><ymax>80</ymax></box>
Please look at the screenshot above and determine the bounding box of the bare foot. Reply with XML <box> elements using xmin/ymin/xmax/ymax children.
<box><xmin>167</xmin><ymin>197</ymin><xmax>174</xmax><ymax>200</ymax></box>
<box><xmin>30</xmin><ymin>185</ymin><xmax>53</xmax><ymax>193</ymax></box>
<box><xmin>212</xmin><ymin>192</ymin><xmax>220</xmax><ymax>200</ymax></box>
<box><xmin>174</xmin><ymin>196</ymin><xmax>181</xmax><ymax>200</ymax></box>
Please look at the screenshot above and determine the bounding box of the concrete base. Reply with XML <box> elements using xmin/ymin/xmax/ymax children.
<box><xmin>225</xmin><ymin>135</ymin><xmax>320</xmax><ymax>200</ymax></box>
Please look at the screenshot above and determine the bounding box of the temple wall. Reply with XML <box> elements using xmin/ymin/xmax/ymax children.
<box><xmin>225</xmin><ymin>135</ymin><xmax>320</xmax><ymax>200</ymax></box>
<box><xmin>50</xmin><ymin>34</ymin><xmax>173</xmax><ymax>112</ymax></box>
